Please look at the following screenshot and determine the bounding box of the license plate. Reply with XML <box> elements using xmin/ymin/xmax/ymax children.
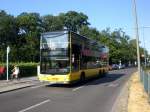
<box><xmin>52</xmin><ymin>78</ymin><xmax>58</xmax><ymax>81</ymax></box>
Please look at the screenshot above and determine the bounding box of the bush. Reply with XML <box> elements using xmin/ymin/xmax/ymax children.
<box><xmin>0</xmin><ymin>62</ymin><xmax>38</xmax><ymax>78</ymax></box>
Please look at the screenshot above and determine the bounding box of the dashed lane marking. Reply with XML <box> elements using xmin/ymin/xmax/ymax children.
<box><xmin>72</xmin><ymin>86</ymin><xmax>84</xmax><ymax>91</ymax></box>
<box><xmin>18</xmin><ymin>99</ymin><xmax>50</xmax><ymax>112</ymax></box>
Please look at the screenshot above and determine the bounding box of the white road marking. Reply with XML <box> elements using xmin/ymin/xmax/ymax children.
<box><xmin>72</xmin><ymin>86</ymin><xmax>84</xmax><ymax>91</ymax></box>
<box><xmin>30</xmin><ymin>85</ymin><xmax>45</xmax><ymax>89</ymax></box>
<box><xmin>31</xmin><ymin>83</ymin><xmax>53</xmax><ymax>89</ymax></box>
<box><xmin>18</xmin><ymin>99</ymin><xmax>50</xmax><ymax>112</ymax></box>
<box><xmin>107</xmin><ymin>83</ymin><xmax>119</xmax><ymax>87</ymax></box>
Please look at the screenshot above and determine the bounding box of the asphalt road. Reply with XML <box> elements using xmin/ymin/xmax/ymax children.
<box><xmin>0</xmin><ymin>68</ymin><xmax>136</xmax><ymax>112</ymax></box>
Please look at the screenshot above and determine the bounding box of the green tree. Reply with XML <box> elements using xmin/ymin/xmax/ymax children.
<box><xmin>0</xmin><ymin>10</ymin><xmax>149</xmax><ymax>65</ymax></box>
<box><xmin>59</xmin><ymin>11</ymin><xmax>90</xmax><ymax>32</ymax></box>
<box><xmin>16</xmin><ymin>12</ymin><xmax>42</xmax><ymax>62</ymax></box>
<box><xmin>0</xmin><ymin>10</ymin><xmax>17</xmax><ymax>62</ymax></box>
<box><xmin>42</xmin><ymin>15</ymin><xmax>63</xmax><ymax>32</ymax></box>
<box><xmin>79</xmin><ymin>26</ymin><xmax>100</xmax><ymax>40</ymax></box>
<box><xmin>16</xmin><ymin>12</ymin><xmax>42</xmax><ymax>33</ymax></box>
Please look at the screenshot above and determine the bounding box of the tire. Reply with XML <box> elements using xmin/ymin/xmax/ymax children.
<box><xmin>99</xmin><ymin>70</ymin><xmax>102</xmax><ymax>77</ymax></box>
<box><xmin>102</xmin><ymin>70</ymin><xmax>106</xmax><ymax>77</ymax></box>
<box><xmin>80</xmin><ymin>72</ymin><xmax>85</xmax><ymax>83</ymax></box>
<box><xmin>99</xmin><ymin>70</ymin><xmax>106</xmax><ymax>78</ymax></box>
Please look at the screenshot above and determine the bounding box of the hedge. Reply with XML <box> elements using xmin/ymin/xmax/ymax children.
<box><xmin>0</xmin><ymin>62</ymin><xmax>38</xmax><ymax>78</ymax></box>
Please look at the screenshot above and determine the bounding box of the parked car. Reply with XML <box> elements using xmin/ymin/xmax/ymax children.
<box><xmin>118</xmin><ymin>64</ymin><xmax>125</xmax><ymax>69</ymax></box>
<box><xmin>112</xmin><ymin>64</ymin><xmax>119</xmax><ymax>70</ymax></box>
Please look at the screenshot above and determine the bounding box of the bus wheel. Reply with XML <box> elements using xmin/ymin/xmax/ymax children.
<box><xmin>80</xmin><ymin>73</ymin><xmax>85</xmax><ymax>83</ymax></box>
<box><xmin>102</xmin><ymin>70</ymin><xmax>106</xmax><ymax>77</ymax></box>
<box><xmin>99</xmin><ymin>70</ymin><xmax>102</xmax><ymax>77</ymax></box>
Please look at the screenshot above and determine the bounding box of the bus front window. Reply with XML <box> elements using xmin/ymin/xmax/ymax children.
<box><xmin>40</xmin><ymin>33</ymin><xmax>70</xmax><ymax>74</ymax></box>
<box><xmin>46</xmin><ymin>59</ymin><xmax>69</xmax><ymax>74</ymax></box>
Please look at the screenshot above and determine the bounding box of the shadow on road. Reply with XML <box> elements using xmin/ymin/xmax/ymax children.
<box><xmin>84</xmin><ymin>73</ymin><xmax>125</xmax><ymax>86</ymax></box>
<box><xmin>46</xmin><ymin>73</ymin><xmax>125</xmax><ymax>88</ymax></box>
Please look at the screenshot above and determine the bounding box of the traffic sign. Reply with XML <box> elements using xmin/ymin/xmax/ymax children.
<box><xmin>7</xmin><ymin>46</ymin><xmax>10</xmax><ymax>54</ymax></box>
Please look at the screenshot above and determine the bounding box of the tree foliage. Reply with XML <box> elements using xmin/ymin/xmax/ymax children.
<box><xmin>0</xmin><ymin>10</ymin><xmax>17</xmax><ymax>61</ymax></box>
<box><xmin>0</xmin><ymin>10</ymin><xmax>148</xmax><ymax>65</ymax></box>
<box><xmin>42</xmin><ymin>15</ymin><xmax>63</xmax><ymax>32</ymax></box>
<box><xmin>59</xmin><ymin>11</ymin><xmax>90</xmax><ymax>32</ymax></box>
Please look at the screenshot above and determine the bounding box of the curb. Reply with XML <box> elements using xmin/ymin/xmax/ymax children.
<box><xmin>111</xmin><ymin>72</ymin><xmax>134</xmax><ymax>112</ymax></box>
<box><xmin>0</xmin><ymin>80</ymin><xmax>38</xmax><ymax>88</ymax></box>
<box><xmin>0</xmin><ymin>83</ymin><xmax>34</xmax><ymax>94</ymax></box>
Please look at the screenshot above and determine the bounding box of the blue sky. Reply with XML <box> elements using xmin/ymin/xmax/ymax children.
<box><xmin>1</xmin><ymin>0</ymin><xmax>150</xmax><ymax>53</ymax></box>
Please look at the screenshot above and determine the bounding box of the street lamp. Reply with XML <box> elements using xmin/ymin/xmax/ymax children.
<box><xmin>132</xmin><ymin>0</ymin><xmax>141</xmax><ymax>75</ymax></box>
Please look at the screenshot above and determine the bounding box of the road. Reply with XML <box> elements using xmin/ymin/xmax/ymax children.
<box><xmin>0</xmin><ymin>68</ymin><xmax>136</xmax><ymax>112</ymax></box>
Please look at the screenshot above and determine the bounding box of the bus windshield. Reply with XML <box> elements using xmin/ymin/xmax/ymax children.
<box><xmin>40</xmin><ymin>32</ymin><xmax>70</xmax><ymax>74</ymax></box>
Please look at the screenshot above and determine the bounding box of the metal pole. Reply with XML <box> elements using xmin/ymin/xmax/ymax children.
<box><xmin>148</xmin><ymin>73</ymin><xmax>150</xmax><ymax>102</ymax></box>
<box><xmin>132</xmin><ymin>0</ymin><xmax>141</xmax><ymax>75</ymax></box>
<box><xmin>6</xmin><ymin>48</ymin><xmax>9</xmax><ymax>81</ymax></box>
<box><xmin>148</xmin><ymin>73</ymin><xmax>150</xmax><ymax>98</ymax></box>
<box><xmin>6</xmin><ymin>46</ymin><xmax>10</xmax><ymax>81</ymax></box>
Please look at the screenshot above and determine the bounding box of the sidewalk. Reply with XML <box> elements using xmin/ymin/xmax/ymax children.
<box><xmin>128</xmin><ymin>72</ymin><xmax>150</xmax><ymax>112</ymax></box>
<box><xmin>0</xmin><ymin>77</ymin><xmax>39</xmax><ymax>93</ymax></box>
<box><xmin>112</xmin><ymin>71</ymin><xmax>150</xmax><ymax>112</ymax></box>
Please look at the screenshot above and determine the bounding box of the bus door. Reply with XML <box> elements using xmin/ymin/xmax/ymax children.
<box><xmin>71</xmin><ymin>44</ymin><xmax>81</xmax><ymax>72</ymax></box>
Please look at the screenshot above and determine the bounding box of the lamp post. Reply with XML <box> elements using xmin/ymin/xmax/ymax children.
<box><xmin>132</xmin><ymin>0</ymin><xmax>141</xmax><ymax>75</ymax></box>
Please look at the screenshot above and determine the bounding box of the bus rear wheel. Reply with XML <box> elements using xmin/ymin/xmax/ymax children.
<box><xmin>80</xmin><ymin>73</ymin><xmax>85</xmax><ymax>83</ymax></box>
<box><xmin>99</xmin><ymin>70</ymin><xmax>101</xmax><ymax>77</ymax></box>
<box><xmin>102</xmin><ymin>70</ymin><xmax>106</xmax><ymax>77</ymax></box>
<box><xmin>99</xmin><ymin>70</ymin><xmax>106</xmax><ymax>78</ymax></box>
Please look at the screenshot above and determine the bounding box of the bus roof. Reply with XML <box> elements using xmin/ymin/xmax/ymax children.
<box><xmin>41</xmin><ymin>30</ymin><xmax>108</xmax><ymax>49</ymax></box>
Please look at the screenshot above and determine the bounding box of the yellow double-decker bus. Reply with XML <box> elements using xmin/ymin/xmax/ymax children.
<box><xmin>38</xmin><ymin>30</ymin><xmax>109</xmax><ymax>84</ymax></box>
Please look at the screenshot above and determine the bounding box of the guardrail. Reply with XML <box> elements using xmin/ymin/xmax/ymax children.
<box><xmin>140</xmin><ymin>69</ymin><xmax>150</xmax><ymax>100</ymax></box>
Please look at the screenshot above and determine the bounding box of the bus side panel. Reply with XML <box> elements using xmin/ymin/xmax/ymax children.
<box><xmin>83</xmin><ymin>68</ymin><xmax>99</xmax><ymax>78</ymax></box>
<box><xmin>70</xmin><ymin>71</ymin><xmax>81</xmax><ymax>82</ymax></box>
<box><xmin>70</xmin><ymin>68</ymin><xmax>100</xmax><ymax>82</ymax></box>
<box><xmin>69</xmin><ymin>69</ymin><xmax>99</xmax><ymax>82</ymax></box>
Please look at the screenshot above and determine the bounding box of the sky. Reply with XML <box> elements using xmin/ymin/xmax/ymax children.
<box><xmin>0</xmin><ymin>0</ymin><xmax>150</xmax><ymax>53</ymax></box>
